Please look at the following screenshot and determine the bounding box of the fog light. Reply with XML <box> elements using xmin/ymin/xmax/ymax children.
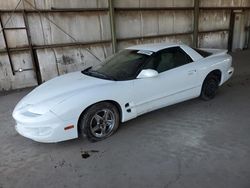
<box><xmin>38</xmin><ymin>127</ymin><xmax>52</xmax><ymax>136</ymax></box>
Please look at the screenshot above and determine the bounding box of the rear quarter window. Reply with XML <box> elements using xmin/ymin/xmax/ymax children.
<box><xmin>193</xmin><ymin>48</ymin><xmax>212</xmax><ymax>58</ymax></box>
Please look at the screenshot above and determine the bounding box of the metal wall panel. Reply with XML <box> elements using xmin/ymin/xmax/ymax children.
<box><xmin>0</xmin><ymin>0</ymin><xmax>109</xmax><ymax>10</ymax></box>
<box><xmin>0</xmin><ymin>0</ymin><xmax>24</xmax><ymax>10</ymax></box>
<box><xmin>0</xmin><ymin>13</ymin><xmax>28</xmax><ymax>48</ymax></box>
<box><xmin>11</xmin><ymin>51</ymin><xmax>34</xmax><ymax>71</ymax></box>
<box><xmin>114</xmin><ymin>0</ymin><xmax>194</xmax><ymax>7</ymax></box>
<box><xmin>27</xmin><ymin>12</ymin><xmax>111</xmax><ymax>46</ymax></box>
<box><xmin>115</xmin><ymin>11</ymin><xmax>141</xmax><ymax>39</ymax></box>
<box><xmin>1</xmin><ymin>0</ymin><xmax>250</xmax><ymax>90</ymax></box>
<box><xmin>37</xmin><ymin>44</ymin><xmax>112</xmax><ymax>82</ymax></box>
<box><xmin>198</xmin><ymin>31</ymin><xmax>229</xmax><ymax>48</ymax></box>
<box><xmin>51</xmin><ymin>0</ymin><xmax>108</xmax><ymax>9</ymax></box>
<box><xmin>200</xmin><ymin>0</ymin><xmax>250</xmax><ymax>7</ymax></box>
<box><xmin>0</xmin><ymin>25</ymin><xmax>5</xmax><ymax>49</ymax></box>
<box><xmin>5</xmin><ymin>30</ymin><xmax>28</xmax><ymax>48</ymax></box>
<box><xmin>200</xmin><ymin>0</ymin><xmax>244</xmax><ymax>7</ymax></box>
<box><xmin>117</xmin><ymin>34</ymin><xmax>193</xmax><ymax>50</ymax></box>
<box><xmin>1</xmin><ymin>13</ymin><xmax>25</xmax><ymax>27</ymax></box>
<box><xmin>242</xmin><ymin>0</ymin><xmax>250</xmax><ymax>6</ymax></box>
<box><xmin>115</xmin><ymin>10</ymin><xmax>193</xmax><ymax>39</ymax></box>
<box><xmin>24</xmin><ymin>0</ymin><xmax>53</xmax><ymax>10</ymax></box>
<box><xmin>173</xmin><ymin>10</ymin><xmax>194</xmax><ymax>33</ymax></box>
<box><xmin>0</xmin><ymin>52</ymin><xmax>37</xmax><ymax>90</ymax></box>
<box><xmin>199</xmin><ymin>10</ymin><xmax>230</xmax><ymax>31</ymax></box>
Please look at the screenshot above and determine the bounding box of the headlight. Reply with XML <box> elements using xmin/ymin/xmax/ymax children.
<box><xmin>21</xmin><ymin>110</ymin><xmax>42</xmax><ymax>117</ymax></box>
<box><xmin>27</xmin><ymin>104</ymin><xmax>49</xmax><ymax>115</ymax></box>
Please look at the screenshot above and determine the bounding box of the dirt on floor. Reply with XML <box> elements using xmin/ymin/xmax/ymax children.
<box><xmin>0</xmin><ymin>50</ymin><xmax>250</xmax><ymax>188</ymax></box>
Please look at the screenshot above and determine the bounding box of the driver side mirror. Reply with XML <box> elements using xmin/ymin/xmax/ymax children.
<box><xmin>137</xmin><ymin>69</ymin><xmax>159</xmax><ymax>79</ymax></box>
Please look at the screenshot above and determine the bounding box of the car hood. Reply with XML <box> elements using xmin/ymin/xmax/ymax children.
<box><xmin>14</xmin><ymin>71</ymin><xmax>111</xmax><ymax>114</ymax></box>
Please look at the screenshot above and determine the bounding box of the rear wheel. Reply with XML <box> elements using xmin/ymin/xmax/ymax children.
<box><xmin>200</xmin><ymin>75</ymin><xmax>219</xmax><ymax>100</ymax></box>
<box><xmin>79</xmin><ymin>102</ymin><xmax>120</xmax><ymax>142</ymax></box>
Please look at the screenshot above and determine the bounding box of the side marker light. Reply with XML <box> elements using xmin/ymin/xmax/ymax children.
<box><xmin>64</xmin><ymin>125</ymin><xmax>74</xmax><ymax>130</ymax></box>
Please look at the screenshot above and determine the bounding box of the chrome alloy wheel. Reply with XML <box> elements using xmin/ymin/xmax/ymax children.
<box><xmin>89</xmin><ymin>109</ymin><xmax>115</xmax><ymax>138</ymax></box>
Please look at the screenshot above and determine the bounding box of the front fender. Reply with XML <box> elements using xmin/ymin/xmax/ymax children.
<box><xmin>50</xmin><ymin>81</ymin><xmax>136</xmax><ymax>123</ymax></box>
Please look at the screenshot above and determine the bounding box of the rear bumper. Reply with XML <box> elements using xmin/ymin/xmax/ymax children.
<box><xmin>228</xmin><ymin>67</ymin><xmax>234</xmax><ymax>76</ymax></box>
<box><xmin>221</xmin><ymin>66</ymin><xmax>234</xmax><ymax>85</ymax></box>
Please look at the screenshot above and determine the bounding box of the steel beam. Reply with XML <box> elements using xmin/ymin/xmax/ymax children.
<box><xmin>228</xmin><ymin>10</ymin><xmax>235</xmax><ymax>52</ymax></box>
<box><xmin>199</xmin><ymin>7</ymin><xmax>250</xmax><ymax>10</ymax></box>
<box><xmin>247</xmin><ymin>26</ymin><xmax>250</xmax><ymax>49</ymax></box>
<box><xmin>0</xmin><ymin>40</ymin><xmax>112</xmax><ymax>54</ymax></box>
<box><xmin>193</xmin><ymin>0</ymin><xmax>199</xmax><ymax>48</ymax></box>
<box><xmin>108</xmin><ymin>0</ymin><xmax>117</xmax><ymax>53</ymax></box>
<box><xmin>23</xmin><ymin>10</ymin><xmax>42</xmax><ymax>84</ymax></box>
<box><xmin>2</xmin><ymin>27</ymin><xmax>26</xmax><ymax>30</ymax></box>
<box><xmin>115</xmin><ymin>7</ymin><xmax>194</xmax><ymax>11</ymax></box>
<box><xmin>0</xmin><ymin>14</ymin><xmax>15</xmax><ymax>75</ymax></box>
<box><xmin>199</xmin><ymin>29</ymin><xmax>229</xmax><ymax>34</ymax></box>
<box><xmin>0</xmin><ymin>6</ymin><xmax>250</xmax><ymax>14</ymax></box>
<box><xmin>33</xmin><ymin>40</ymin><xmax>111</xmax><ymax>50</ymax></box>
<box><xmin>0</xmin><ymin>8</ymin><xmax>108</xmax><ymax>13</ymax></box>
<box><xmin>0</xmin><ymin>28</ymin><xmax>234</xmax><ymax>55</ymax></box>
<box><xmin>117</xmin><ymin>32</ymin><xmax>193</xmax><ymax>42</ymax></box>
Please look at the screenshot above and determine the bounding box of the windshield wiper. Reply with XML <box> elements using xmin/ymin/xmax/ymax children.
<box><xmin>82</xmin><ymin>68</ymin><xmax>116</xmax><ymax>81</ymax></box>
<box><xmin>89</xmin><ymin>70</ymin><xmax>117</xmax><ymax>81</ymax></box>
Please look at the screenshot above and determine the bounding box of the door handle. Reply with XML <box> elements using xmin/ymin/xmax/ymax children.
<box><xmin>188</xmin><ymin>70</ymin><xmax>197</xmax><ymax>75</ymax></box>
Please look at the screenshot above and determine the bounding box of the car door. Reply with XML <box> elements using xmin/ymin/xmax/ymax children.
<box><xmin>132</xmin><ymin>46</ymin><xmax>200</xmax><ymax>116</ymax></box>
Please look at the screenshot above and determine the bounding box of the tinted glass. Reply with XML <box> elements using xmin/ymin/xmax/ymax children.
<box><xmin>192</xmin><ymin>48</ymin><xmax>212</xmax><ymax>57</ymax></box>
<box><xmin>84</xmin><ymin>49</ymin><xmax>152</xmax><ymax>81</ymax></box>
<box><xmin>144</xmin><ymin>47</ymin><xmax>193</xmax><ymax>73</ymax></box>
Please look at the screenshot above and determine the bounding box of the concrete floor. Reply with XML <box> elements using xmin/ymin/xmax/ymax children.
<box><xmin>0</xmin><ymin>50</ymin><xmax>250</xmax><ymax>188</ymax></box>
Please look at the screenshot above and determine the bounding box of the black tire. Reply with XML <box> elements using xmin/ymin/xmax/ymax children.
<box><xmin>200</xmin><ymin>74</ymin><xmax>219</xmax><ymax>101</ymax></box>
<box><xmin>79</xmin><ymin>102</ymin><xmax>120</xmax><ymax>142</ymax></box>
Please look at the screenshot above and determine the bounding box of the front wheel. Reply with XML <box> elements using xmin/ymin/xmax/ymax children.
<box><xmin>200</xmin><ymin>75</ymin><xmax>219</xmax><ymax>101</ymax></box>
<box><xmin>79</xmin><ymin>102</ymin><xmax>120</xmax><ymax>142</ymax></box>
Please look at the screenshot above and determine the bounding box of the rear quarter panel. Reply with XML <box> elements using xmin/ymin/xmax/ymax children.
<box><xmin>195</xmin><ymin>53</ymin><xmax>232</xmax><ymax>86</ymax></box>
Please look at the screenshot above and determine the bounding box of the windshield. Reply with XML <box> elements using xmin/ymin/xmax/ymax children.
<box><xmin>82</xmin><ymin>49</ymin><xmax>153</xmax><ymax>81</ymax></box>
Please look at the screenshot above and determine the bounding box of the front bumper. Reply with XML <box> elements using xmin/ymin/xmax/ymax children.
<box><xmin>13</xmin><ymin>109</ymin><xmax>78</xmax><ymax>143</ymax></box>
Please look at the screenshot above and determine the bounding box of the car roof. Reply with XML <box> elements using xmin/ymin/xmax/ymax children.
<box><xmin>126</xmin><ymin>43</ymin><xmax>182</xmax><ymax>52</ymax></box>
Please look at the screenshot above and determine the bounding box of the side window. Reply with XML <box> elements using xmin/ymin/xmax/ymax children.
<box><xmin>144</xmin><ymin>47</ymin><xmax>193</xmax><ymax>73</ymax></box>
<box><xmin>143</xmin><ymin>54</ymin><xmax>160</xmax><ymax>70</ymax></box>
<box><xmin>171</xmin><ymin>47</ymin><xmax>193</xmax><ymax>69</ymax></box>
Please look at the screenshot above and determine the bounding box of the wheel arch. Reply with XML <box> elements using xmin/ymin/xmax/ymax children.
<box><xmin>203</xmin><ymin>69</ymin><xmax>222</xmax><ymax>85</ymax></box>
<box><xmin>200</xmin><ymin>69</ymin><xmax>222</xmax><ymax>95</ymax></box>
<box><xmin>77</xmin><ymin>100</ymin><xmax>123</xmax><ymax>134</ymax></box>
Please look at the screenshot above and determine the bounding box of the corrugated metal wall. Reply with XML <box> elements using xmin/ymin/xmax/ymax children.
<box><xmin>0</xmin><ymin>0</ymin><xmax>250</xmax><ymax>90</ymax></box>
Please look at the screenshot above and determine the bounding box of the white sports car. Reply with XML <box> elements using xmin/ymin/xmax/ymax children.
<box><xmin>13</xmin><ymin>43</ymin><xmax>234</xmax><ymax>143</ymax></box>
